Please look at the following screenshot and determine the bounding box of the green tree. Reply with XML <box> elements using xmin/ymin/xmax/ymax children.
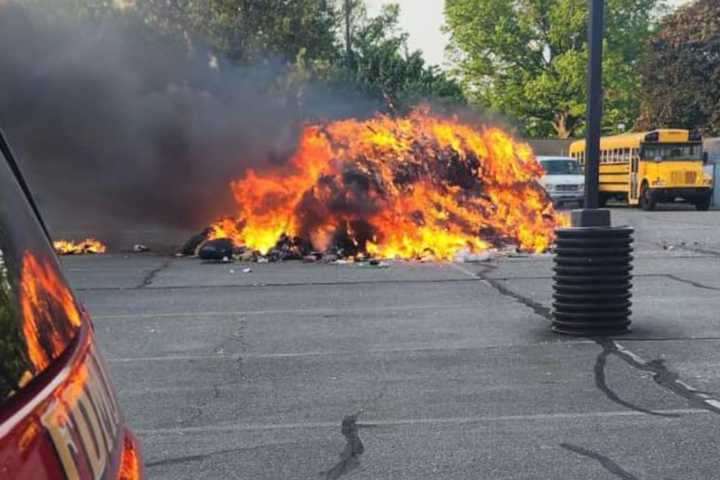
<box><xmin>335</xmin><ymin>4</ymin><xmax>465</xmax><ymax>111</ymax></box>
<box><xmin>445</xmin><ymin>0</ymin><xmax>661</xmax><ymax>138</ymax></box>
<box><xmin>16</xmin><ymin>0</ymin><xmax>464</xmax><ymax>113</ymax></box>
<box><xmin>637</xmin><ymin>0</ymin><xmax>720</xmax><ymax>135</ymax></box>
<box><xmin>134</xmin><ymin>0</ymin><xmax>340</xmax><ymax>66</ymax></box>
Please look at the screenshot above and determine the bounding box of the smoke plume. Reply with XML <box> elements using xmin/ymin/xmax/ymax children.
<box><xmin>0</xmin><ymin>3</ymin><xmax>377</xmax><ymax>245</ymax></box>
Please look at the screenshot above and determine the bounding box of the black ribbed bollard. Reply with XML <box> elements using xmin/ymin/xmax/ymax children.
<box><xmin>552</xmin><ymin>225</ymin><xmax>634</xmax><ymax>336</ymax></box>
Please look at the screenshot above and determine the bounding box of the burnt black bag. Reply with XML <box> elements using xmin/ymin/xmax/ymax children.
<box><xmin>198</xmin><ymin>238</ymin><xmax>234</xmax><ymax>261</ymax></box>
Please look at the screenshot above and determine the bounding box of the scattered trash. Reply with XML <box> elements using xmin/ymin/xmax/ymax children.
<box><xmin>133</xmin><ymin>244</ymin><xmax>149</xmax><ymax>253</ymax></box>
<box><xmin>323</xmin><ymin>254</ymin><xmax>339</xmax><ymax>263</ymax></box>
<box><xmin>453</xmin><ymin>249</ymin><xmax>496</xmax><ymax>263</ymax></box>
<box><xmin>261</xmin><ymin>234</ymin><xmax>312</xmax><ymax>262</ymax></box>
<box><xmin>179</xmin><ymin>227</ymin><xmax>213</xmax><ymax>256</ymax></box>
<box><xmin>199</xmin><ymin>238</ymin><xmax>235</xmax><ymax>262</ymax></box>
<box><xmin>235</xmin><ymin>250</ymin><xmax>256</xmax><ymax>262</ymax></box>
<box><xmin>243</xmin><ymin>268</ymin><xmax>252</xmax><ymax>274</ymax></box>
<box><xmin>356</xmin><ymin>260</ymin><xmax>390</xmax><ymax>268</ymax></box>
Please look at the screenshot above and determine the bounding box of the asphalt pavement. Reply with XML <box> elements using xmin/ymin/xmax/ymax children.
<box><xmin>62</xmin><ymin>206</ymin><xmax>720</xmax><ymax>480</ymax></box>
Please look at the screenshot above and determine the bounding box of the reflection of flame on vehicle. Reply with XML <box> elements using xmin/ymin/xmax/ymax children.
<box><xmin>210</xmin><ymin>108</ymin><xmax>566</xmax><ymax>261</ymax></box>
<box><xmin>15</xmin><ymin>252</ymin><xmax>143</xmax><ymax>480</ymax></box>
<box><xmin>19</xmin><ymin>251</ymin><xmax>81</xmax><ymax>371</ymax></box>
<box><xmin>53</xmin><ymin>238</ymin><xmax>107</xmax><ymax>255</ymax></box>
<box><xmin>0</xmin><ymin>123</ymin><xmax>143</xmax><ymax>479</ymax></box>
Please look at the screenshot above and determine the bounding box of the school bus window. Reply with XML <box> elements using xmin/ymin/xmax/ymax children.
<box><xmin>642</xmin><ymin>144</ymin><xmax>703</xmax><ymax>161</ymax></box>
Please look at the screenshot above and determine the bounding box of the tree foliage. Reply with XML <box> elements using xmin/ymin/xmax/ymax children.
<box><xmin>638</xmin><ymin>0</ymin><xmax>720</xmax><ymax>135</ymax></box>
<box><xmin>15</xmin><ymin>0</ymin><xmax>464</xmax><ymax>112</ymax></box>
<box><xmin>445</xmin><ymin>0</ymin><xmax>660</xmax><ymax>138</ymax></box>
<box><xmin>335</xmin><ymin>4</ymin><xmax>464</xmax><ymax>111</ymax></box>
<box><xmin>134</xmin><ymin>0</ymin><xmax>340</xmax><ymax>66</ymax></box>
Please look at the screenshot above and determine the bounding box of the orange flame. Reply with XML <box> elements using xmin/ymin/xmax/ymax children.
<box><xmin>19</xmin><ymin>252</ymin><xmax>82</xmax><ymax>371</ymax></box>
<box><xmin>211</xmin><ymin>108</ymin><xmax>564</xmax><ymax>260</ymax></box>
<box><xmin>118</xmin><ymin>433</ymin><xmax>142</xmax><ymax>480</ymax></box>
<box><xmin>53</xmin><ymin>238</ymin><xmax>107</xmax><ymax>255</ymax></box>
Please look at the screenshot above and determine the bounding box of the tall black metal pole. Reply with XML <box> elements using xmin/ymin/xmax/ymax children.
<box><xmin>584</xmin><ymin>0</ymin><xmax>605</xmax><ymax>209</ymax></box>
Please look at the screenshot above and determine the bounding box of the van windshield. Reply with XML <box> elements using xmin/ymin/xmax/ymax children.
<box><xmin>641</xmin><ymin>143</ymin><xmax>703</xmax><ymax>161</ymax></box>
<box><xmin>540</xmin><ymin>159</ymin><xmax>582</xmax><ymax>175</ymax></box>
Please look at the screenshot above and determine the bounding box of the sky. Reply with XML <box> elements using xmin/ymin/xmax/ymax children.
<box><xmin>366</xmin><ymin>0</ymin><xmax>693</xmax><ymax>68</ymax></box>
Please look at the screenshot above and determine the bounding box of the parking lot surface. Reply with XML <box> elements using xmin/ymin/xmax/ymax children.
<box><xmin>63</xmin><ymin>207</ymin><xmax>720</xmax><ymax>479</ymax></box>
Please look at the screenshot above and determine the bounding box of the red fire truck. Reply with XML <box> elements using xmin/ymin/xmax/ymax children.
<box><xmin>0</xmin><ymin>131</ymin><xmax>143</xmax><ymax>479</ymax></box>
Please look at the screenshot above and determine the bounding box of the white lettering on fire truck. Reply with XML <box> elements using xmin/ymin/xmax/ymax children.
<box><xmin>41</xmin><ymin>349</ymin><xmax>121</xmax><ymax>480</ymax></box>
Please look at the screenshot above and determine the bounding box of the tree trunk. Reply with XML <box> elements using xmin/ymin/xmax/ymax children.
<box><xmin>344</xmin><ymin>0</ymin><xmax>353</xmax><ymax>70</ymax></box>
<box><xmin>553</xmin><ymin>112</ymin><xmax>572</xmax><ymax>139</ymax></box>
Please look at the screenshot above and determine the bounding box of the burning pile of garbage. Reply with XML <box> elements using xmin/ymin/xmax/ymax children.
<box><xmin>187</xmin><ymin>108</ymin><xmax>565</xmax><ymax>263</ymax></box>
<box><xmin>53</xmin><ymin>238</ymin><xmax>107</xmax><ymax>255</ymax></box>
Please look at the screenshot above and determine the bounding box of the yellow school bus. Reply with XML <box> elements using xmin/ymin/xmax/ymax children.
<box><xmin>569</xmin><ymin>129</ymin><xmax>713</xmax><ymax>210</ymax></box>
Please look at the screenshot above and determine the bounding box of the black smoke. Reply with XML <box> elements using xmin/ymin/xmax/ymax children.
<box><xmin>0</xmin><ymin>3</ymin><xmax>377</xmax><ymax>244</ymax></box>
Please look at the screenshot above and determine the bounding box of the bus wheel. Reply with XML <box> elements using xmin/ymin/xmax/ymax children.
<box><xmin>694</xmin><ymin>197</ymin><xmax>711</xmax><ymax>211</ymax></box>
<box><xmin>639</xmin><ymin>183</ymin><xmax>656</xmax><ymax>211</ymax></box>
<box><xmin>598</xmin><ymin>194</ymin><xmax>608</xmax><ymax>208</ymax></box>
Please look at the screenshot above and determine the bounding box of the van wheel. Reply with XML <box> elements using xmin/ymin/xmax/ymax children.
<box><xmin>639</xmin><ymin>183</ymin><xmax>656</xmax><ymax>211</ymax></box>
<box><xmin>694</xmin><ymin>197</ymin><xmax>711</xmax><ymax>211</ymax></box>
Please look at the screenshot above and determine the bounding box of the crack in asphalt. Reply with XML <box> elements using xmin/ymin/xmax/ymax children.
<box><xmin>471</xmin><ymin>268</ymin><xmax>720</xmax><ymax>417</ymax></box>
<box><xmin>480</xmin><ymin>275</ymin><xmax>554</xmax><ymax>320</ymax></box>
<box><xmin>594</xmin><ymin>341</ymin><xmax>680</xmax><ymax>418</ymax></box>
<box><xmin>137</xmin><ymin>259</ymin><xmax>172</xmax><ymax>289</ymax></box>
<box><xmin>560</xmin><ymin>443</ymin><xmax>640</xmax><ymax>480</ymax></box>
<box><xmin>597</xmin><ymin>338</ymin><xmax>720</xmax><ymax>415</ymax></box>
<box><xmin>664</xmin><ymin>274</ymin><xmax>720</xmax><ymax>291</ymax></box>
<box><xmin>471</xmin><ymin>263</ymin><xmax>553</xmax><ymax>320</ymax></box>
<box><xmin>475</xmin><ymin>273</ymin><xmax>720</xmax><ymax>293</ymax></box>
<box><xmin>322</xmin><ymin>415</ymin><xmax>365</xmax><ymax>480</ymax></box>
<box><xmin>659</xmin><ymin>243</ymin><xmax>720</xmax><ymax>258</ymax></box>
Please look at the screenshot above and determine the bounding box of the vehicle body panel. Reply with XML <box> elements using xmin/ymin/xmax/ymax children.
<box><xmin>0</xmin><ymin>131</ymin><xmax>143</xmax><ymax>480</ymax></box>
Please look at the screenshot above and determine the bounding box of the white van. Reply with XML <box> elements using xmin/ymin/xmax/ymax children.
<box><xmin>537</xmin><ymin>156</ymin><xmax>585</xmax><ymax>207</ymax></box>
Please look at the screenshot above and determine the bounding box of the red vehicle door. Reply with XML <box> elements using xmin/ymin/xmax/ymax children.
<box><xmin>0</xmin><ymin>133</ymin><xmax>143</xmax><ymax>479</ymax></box>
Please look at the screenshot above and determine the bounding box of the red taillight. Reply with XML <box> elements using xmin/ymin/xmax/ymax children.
<box><xmin>117</xmin><ymin>431</ymin><xmax>143</xmax><ymax>480</ymax></box>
